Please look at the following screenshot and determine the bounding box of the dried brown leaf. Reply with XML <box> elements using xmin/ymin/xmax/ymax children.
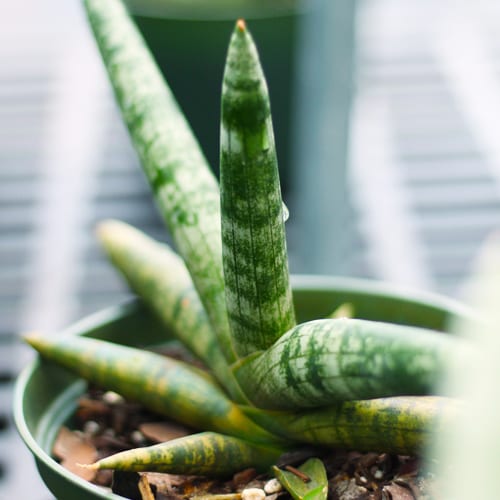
<box><xmin>143</xmin><ymin>471</ymin><xmax>190</xmax><ymax>491</ymax></box>
<box><xmin>53</xmin><ymin>426</ymin><xmax>97</xmax><ymax>481</ymax></box>
<box><xmin>139</xmin><ymin>421</ymin><xmax>191</xmax><ymax>443</ymax></box>
<box><xmin>76</xmin><ymin>397</ymin><xmax>111</xmax><ymax>420</ymax></box>
<box><xmin>232</xmin><ymin>468</ymin><xmax>258</xmax><ymax>488</ymax></box>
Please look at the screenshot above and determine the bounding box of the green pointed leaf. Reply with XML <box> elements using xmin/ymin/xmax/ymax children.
<box><xmin>220</xmin><ymin>20</ymin><xmax>295</xmax><ymax>358</ymax></box>
<box><xmin>273</xmin><ymin>458</ymin><xmax>328</xmax><ymax>500</ymax></box>
<box><xmin>24</xmin><ymin>333</ymin><xmax>278</xmax><ymax>444</ymax></box>
<box><xmin>327</xmin><ymin>302</ymin><xmax>354</xmax><ymax>319</ymax></box>
<box><xmin>87</xmin><ymin>432</ymin><xmax>287</xmax><ymax>476</ymax></box>
<box><xmin>84</xmin><ymin>0</ymin><xmax>237</xmax><ymax>365</ymax></box>
<box><xmin>244</xmin><ymin>396</ymin><xmax>460</xmax><ymax>456</ymax></box>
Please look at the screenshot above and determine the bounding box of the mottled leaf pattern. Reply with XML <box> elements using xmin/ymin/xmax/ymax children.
<box><xmin>86</xmin><ymin>432</ymin><xmax>286</xmax><ymax>476</ymax></box>
<box><xmin>84</xmin><ymin>0</ymin><xmax>237</xmax><ymax>363</ymax></box>
<box><xmin>220</xmin><ymin>20</ymin><xmax>295</xmax><ymax>357</ymax></box>
<box><xmin>234</xmin><ymin>318</ymin><xmax>457</xmax><ymax>409</ymax></box>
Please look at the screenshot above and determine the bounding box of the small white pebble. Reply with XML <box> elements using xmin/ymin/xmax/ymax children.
<box><xmin>241</xmin><ymin>487</ymin><xmax>266</xmax><ymax>500</ymax></box>
<box><xmin>103</xmin><ymin>391</ymin><xmax>124</xmax><ymax>404</ymax></box>
<box><xmin>83</xmin><ymin>420</ymin><xmax>100</xmax><ymax>436</ymax></box>
<box><xmin>130</xmin><ymin>430</ymin><xmax>146</xmax><ymax>445</ymax></box>
<box><xmin>373</xmin><ymin>469</ymin><xmax>384</xmax><ymax>479</ymax></box>
<box><xmin>264</xmin><ymin>478</ymin><xmax>283</xmax><ymax>495</ymax></box>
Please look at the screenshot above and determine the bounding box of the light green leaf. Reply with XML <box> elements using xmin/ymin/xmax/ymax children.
<box><xmin>84</xmin><ymin>0</ymin><xmax>237</xmax><ymax>366</ymax></box>
<box><xmin>327</xmin><ymin>302</ymin><xmax>354</xmax><ymax>319</ymax></box>
<box><xmin>272</xmin><ymin>458</ymin><xmax>328</xmax><ymax>500</ymax></box>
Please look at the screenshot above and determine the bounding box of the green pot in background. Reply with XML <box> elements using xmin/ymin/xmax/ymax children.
<box><xmin>14</xmin><ymin>275</ymin><xmax>473</xmax><ymax>500</ymax></box>
<box><xmin>123</xmin><ymin>0</ymin><xmax>315</xmax><ymax>194</ymax></box>
<box><xmin>122</xmin><ymin>0</ymin><xmax>359</xmax><ymax>276</ymax></box>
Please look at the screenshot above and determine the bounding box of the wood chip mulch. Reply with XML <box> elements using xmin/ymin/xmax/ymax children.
<box><xmin>52</xmin><ymin>387</ymin><xmax>436</xmax><ymax>500</ymax></box>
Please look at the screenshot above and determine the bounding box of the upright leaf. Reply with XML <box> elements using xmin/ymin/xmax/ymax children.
<box><xmin>220</xmin><ymin>20</ymin><xmax>295</xmax><ymax>357</ymax></box>
<box><xmin>84</xmin><ymin>0</ymin><xmax>237</xmax><ymax>363</ymax></box>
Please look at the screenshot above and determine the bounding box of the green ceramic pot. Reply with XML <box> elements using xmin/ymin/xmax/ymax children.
<box><xmin>14</xmin><ymin>275</ymin><xmax>473</xmax><ymax>499</ymax></box>
<box><xmin>123</xmin><ymin>0</ymin><xmax>316</xmax><ymax>192</ymax></box>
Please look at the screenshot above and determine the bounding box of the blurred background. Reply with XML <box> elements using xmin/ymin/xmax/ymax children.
<box><xmin>1</xmin><ymin>0</ymin><xmax>500</xmax><ymax>497</ymax></box>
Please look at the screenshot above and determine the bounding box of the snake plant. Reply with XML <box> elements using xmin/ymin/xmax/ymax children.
<box><xmin>25</xmin><ymin>0</ymin><xmax>467</xmax><ymax>482</ymax></box>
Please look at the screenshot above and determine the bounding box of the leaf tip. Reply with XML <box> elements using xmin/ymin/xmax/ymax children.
<box><xmin>236</xmin><ymin>19</ymin><xmax>247</xmax><ymax>33</ymax></box>
<box><xmin>22</xmin><ymin>331</ymin><xmax>45</xmax><ymax>348</ymax></box>
<box><xmin>95</xmin><ymin>218</ymin><xmax>121</xmax><ymax>240</ymax></box>
<box><xmin>77</xmin><ymin>462</ymin><xmax>99</xmax><ymax>471</ymax></box>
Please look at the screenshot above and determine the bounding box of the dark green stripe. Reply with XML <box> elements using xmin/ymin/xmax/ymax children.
<box><xmin>235</xmin><ymin>318</ymin><xmax>459</xmax><ymax>409</ymax></box>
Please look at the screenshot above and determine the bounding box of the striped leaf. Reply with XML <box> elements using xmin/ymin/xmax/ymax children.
<box><xmin>244</xmin><ymin>396</ymin><xmax>459</xmax><ymax>456</ymax></box>
<box><xmin>84</xmin><ymin>0</ymin><xmax>237</xmax><ymax>363</ymax></box>
<box><xmin>97</xmin><ymin>219</ymin><xmax>247</xmax><ymax>402</ymax></box>
<box><xmin>25</xmin><ymin>333</ymin><xmax>278</xmax><ymax>444</ymax></box>
<box><xmin>84</xmin><ymin>431</ymin><xmax>287</xmax><ymax>476</ymax></box>
<box><xmin>234</xmin><ymin>318</ymin><xmax>461</xmax><ymax>409</ymax></box>
<box><xmin>220</xmin><ymin>20</ymin><xmax>295</xmax><ymax>357</ymax></box>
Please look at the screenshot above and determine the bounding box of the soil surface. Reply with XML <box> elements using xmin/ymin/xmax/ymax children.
<box><xmin>52</xmin><ymin>387</ymin><xmax>436</xmax><ymax>500</ymax></box>
<box><xmin>52</xmin><ymin>347</ymin><xmax>436</xmax><ymax>499</ymax></box>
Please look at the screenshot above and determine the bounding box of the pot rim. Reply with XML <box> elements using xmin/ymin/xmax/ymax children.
<box><xmin>13</xmin><ymin>299</ymin><xmax>144</xmax><ymax>498</ymax></box>
<box><xmin>13</xmin><ymin>370</ymin><xmax>118</xmax><ymax>498</ymax></box>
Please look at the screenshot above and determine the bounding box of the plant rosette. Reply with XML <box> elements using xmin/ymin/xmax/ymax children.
<box><xmin>14</xmin><ymin>0</ymin><xmax>476</xmax><ymax>499</ymax></box>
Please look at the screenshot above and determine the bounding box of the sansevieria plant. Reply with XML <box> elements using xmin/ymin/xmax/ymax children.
<box><xmin>25</xmin><ymin>0</ymin><xmax>468</xmax><ymax>490</ymax></box>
